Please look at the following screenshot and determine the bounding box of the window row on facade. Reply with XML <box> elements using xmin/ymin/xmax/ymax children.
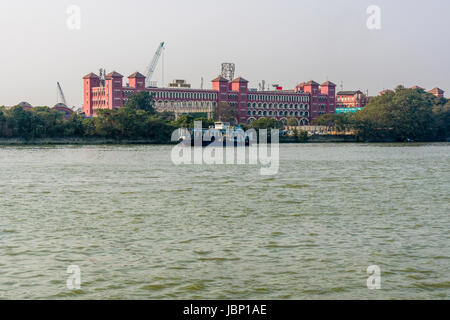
<box><xmin>248</xmin><ymin>110</ymin><xmax>310</xmax><ymax>117</ymax></box>
<box><xmin>248</xmin><ymin>103</ymin><xmax>309</xmax><ymax>110</ymax></box>
<box><xmin>248</xmin><ymin>94</ymin><xmax>309</xmax><ymax>102</ymax></box>
<box><xmin>155</xmin><ymin>100</ymin><xmax>217</xmax><ymax>109</ymax></box>
<box><xmin>152</xmin><ymin>91</ymin><xmax>217</xmax><ymax>100</ymax></box>
<box><xmin>247</xmin><ymin>117</ymin><xmax>310</xmax><ymax>126</ymax></box>
<box><xmin>92</xmin><ymin>90</ymin><xmax>106</xmax><ymax>97</ymax></box>
<box><xmin>92</xmin><ymin>100</ymin><xmax>107</xmax><ymax>106</ymax></box>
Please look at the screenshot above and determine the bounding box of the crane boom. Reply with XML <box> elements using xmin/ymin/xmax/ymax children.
<box><xmin>145</xmin><ymin>42</ymin><xmax>165</xmax><ymax>87</ymax></box>
<box><xmin>57</xmin><ymin>82</ymin><xmax>67</xmax><ymax>106</ymax></box>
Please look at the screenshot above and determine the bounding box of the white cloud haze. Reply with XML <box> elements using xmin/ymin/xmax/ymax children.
<box><xmin>0</xmin><ymin>0</ymin><xmax>449</xmax><ymax>107</ymax></box>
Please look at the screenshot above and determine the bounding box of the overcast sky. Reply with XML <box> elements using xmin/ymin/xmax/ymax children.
<box><xmin>0</xmin><ymin>0</ymin><xmax>449</xmax><ymax>107</ymax></box>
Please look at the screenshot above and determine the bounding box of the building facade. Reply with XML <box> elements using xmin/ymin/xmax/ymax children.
<box><xmin>83</xmin><ymin>71</ymin><xmax>337</xmax><ymax>125</ymax></box>
<box><xmin>336</xmin><ymin>91</ymin><xmax>369</xmax><ymax>109</ymax></box>
<box><xmin>168</xmin><ymin>79</ymin><xmax>191</xmax><ymax>88</ymax></box>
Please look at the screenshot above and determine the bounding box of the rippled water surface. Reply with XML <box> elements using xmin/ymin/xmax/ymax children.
<box><xmin>0</xmin><ymin>143</ymin><xmax>449</xmax><ymax>299</ymax></box>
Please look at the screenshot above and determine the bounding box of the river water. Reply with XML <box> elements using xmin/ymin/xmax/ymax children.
<box><xmin>0</xmin><ymin>143</ymin><xmax>449</xmax><ymax>299</ymax></box>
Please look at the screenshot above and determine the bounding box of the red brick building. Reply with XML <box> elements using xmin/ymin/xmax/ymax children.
<box><xmin>83</xmin><ymin>71</ymin><xmax>337</xmax><ymax>125</ymax></box>
<box><xmin>336</xmin><ymin>90</ymin><xmax>369</xmax><ymax>109</ymax></box>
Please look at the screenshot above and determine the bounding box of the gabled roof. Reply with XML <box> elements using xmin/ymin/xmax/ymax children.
<box><xmin>321</xmin><ymin>81</ymin><xmax>336</xmax><ymax>87</ymax></box>
<box><xmin>211</xmin><ymin>75</ymin><xmax>229</xmax><ymax>82</ymax></box>
<box><xmin>128</xmin><ymin>72</ymin><xmax>146</xmax><ymax>78</ymax></box>
<box><xmin>337</xmin><ymin>90</ymin><xmax>363</xmax><ymax>96</ymax></box>
<box><xmin>83</xmin><ymin>72</ymin><xmax>99</xmax><ymax>79</ymax></box>
<box><xmin>105</xmin><ymin>71</ymin><xmax>123</xmax><ymax>78</ymax></box>
<box><xmin>17</xmin><ymin>101</ymin><xmax>33</xmax><ymax>108</ymax></box>
<box><xmin>411</xmin><ymin>85</ymin><xmax>424</xmax><ymax>90</ymax></box>
<box><xmin>304</xmin><ymin>80</ymin><xmax>320</xmax><ymax>86</ymax></box>
<box><xmin>380</xmin><ymin>89</ymin><xmax>393</xmax><ymax>95</ymax></box>
<box><xmin>296</xmin><ymin>82</ymin><xmax>305</xmax><ymax>87</ymax></box>
<box><xmin>53</xmin><ymin>103</ymin><xmax>72</xmax><ymax>110</ymax></box>
<box><xmin>428</xmin><ymin>87</ymin><xmax>444</xmax><ymax>94</ymax></box>
<box><xmin>231</xmin><ymin>77</ymin><xmax>248</xmax><ymax>83</ymax></box>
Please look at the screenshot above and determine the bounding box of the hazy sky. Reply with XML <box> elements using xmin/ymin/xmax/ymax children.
<box><xmin>1</xmin><ymin>0</ymin><xmax>449</xmax><ymax>107</ymax></box>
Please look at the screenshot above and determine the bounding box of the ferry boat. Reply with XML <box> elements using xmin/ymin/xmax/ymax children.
<box><xmin>179</xmin><ymin>122</ymin><xmax>251</xmax><ymax>147</ymax></box>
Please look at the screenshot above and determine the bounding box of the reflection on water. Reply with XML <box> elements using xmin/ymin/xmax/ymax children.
<box><xmin>0</xmin><ymin>143</ymin><xmax>449</xmax><ymax>299</ymax></box>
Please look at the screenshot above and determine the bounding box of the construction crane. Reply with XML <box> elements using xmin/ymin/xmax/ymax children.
<box><xmin>57</xmin><ymin>82</ymin><xmax>68</xmax><ymax>106</ymax></box>
<box><xmin>145</xmin><ymin>42</ymin><xmax>165</xmax><ymax>87</ymax></box>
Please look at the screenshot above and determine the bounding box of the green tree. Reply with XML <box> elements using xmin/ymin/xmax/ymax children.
<box><xmin>432</xmin><ymin>102</ymin><xmax>450</xmax><ymax>140</ymax></box>
<box><xmin>287</xmin><ymin>118</ymin><xmax>298</xmax><ymax>127</ymax></box>
<box><xmin>248</xmin><ymin>118</ymin><xmax>282</xmax><ymax>130</ymax></box>
<box><xmin>88</xmin><ymin>106</ymin><xmax>175</xmax><ymax>142</ymax></box>
<box><xmin>158</xmin><ymin>111</ymin><xmax>176</xmax><ymax>122</ymax></box>
<box><xmin>124</xmin><ymin>91</ymin><xmax>156</xmax><ymax>114</ymax></box>
<box><xmin>312</xmin><ymin>113</ymin><xmax>353</xmax><ymax>132</ymax></box>
<box><xmin>172</xmin><ymin>114</ymin><xmax>213</xmax><ymax>128</ymax></box>
<box><xmin>0</xmin><ymin>108</ymin><xmax>7</xmax><ymax>137</ymax></box>
<box><xmin>353</xmin><ymin>88</ymin><xmax>435</xmax><ymax>141</ymax></box>
<box><xmin>214</xmin><ymin>102</ymin><xmax>237</xmax><ymax>123</ymax></box>
<box><xmin>7</xmin><ymin>106</ymin><xmax>35</xmax><ymax>139</ymax></box>
<box><xmin>64</xmin><ymin>113</ymin><xmax>85</xmax><ymax>137</ymax></box>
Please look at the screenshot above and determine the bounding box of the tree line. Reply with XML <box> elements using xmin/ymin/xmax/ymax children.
<box><xmin>1</xmin><ymin>88</ymin><xmax>449</xmax><ymax>142</ymax></box>
<box><xmin>312</xmin><ymin>86</ymin><xmax>450</xmax><ymax>142</ymax></box>
<box><xmin>0</xmin><ymin>92</ymin><xmax>175</xmax><ymax>142</ymax></box>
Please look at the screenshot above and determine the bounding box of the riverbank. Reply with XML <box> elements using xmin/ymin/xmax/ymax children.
<box><xmin>0</xmin><ymin>135</ymin><xmax>358</xmax><ymax>145</ymax></box>
<box><xmin>1</xmin><ymin>135</ymin><xmax>448</xmax><ymax>145</ymax></box>
<box><xmin>0</xmin><ymin>137</ymin><xmax>173</xmax><ymax>145</ymax></box>
<box><xmin>302</xmin><ymin>135</ymin><xmax>359</xmax><ymax>143</ymax></box>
